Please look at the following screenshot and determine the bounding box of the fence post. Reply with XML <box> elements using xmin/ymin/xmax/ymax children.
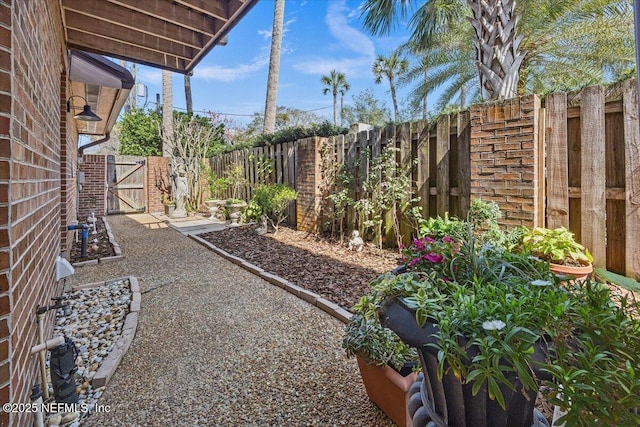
<box><xmin>295</xmin><ymin>137</ymin><xmax>323</xmax><ymax>233</ymax></box>
<box><xmin>469</xmin><ymin>95</ymin><xmax>541</xmax><ymax>228</ymax></box>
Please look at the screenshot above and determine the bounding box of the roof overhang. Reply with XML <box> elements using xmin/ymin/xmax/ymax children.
<box><xmin>60</xmin><ymin>0</ymin><xmax>258</xmax><ymax>74</ymax></box>
<box><xmin>68</xmin><ymin>50</ymin><xmax>134</xmax><ymax>136</ymax></box>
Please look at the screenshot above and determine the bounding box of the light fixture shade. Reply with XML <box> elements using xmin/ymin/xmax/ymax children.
<box><xmin>74</xmin><ymin>104</ymin><xmax>102</xmax><ymax>121</ymax></box>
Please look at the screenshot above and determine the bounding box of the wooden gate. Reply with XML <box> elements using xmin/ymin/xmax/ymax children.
<box><xmin>106</xmin><ymin>155</ymin><xmax>147</xmax><ymax>214</ymax></box>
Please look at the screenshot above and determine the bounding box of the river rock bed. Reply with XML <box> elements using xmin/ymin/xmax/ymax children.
<box><xmin>46</xmin><ymin>279</ymin><xmax>131</xmax><ymax>426</ymax></box>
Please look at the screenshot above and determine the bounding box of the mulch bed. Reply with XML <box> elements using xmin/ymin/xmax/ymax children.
<box><xmin>198</xmin><ymin>226</ymin><xmax>402</xmax><ymax>309</ymax></box>
<box><xmin>70</xmin><ymin>217</ymin><xmax>115</xmax><ymax>263</ymax></box>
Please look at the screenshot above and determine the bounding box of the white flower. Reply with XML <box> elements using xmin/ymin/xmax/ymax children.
<box><xmin>482</xmin><ymin>320</ymin><xmax>506</xmax><ymax>331</ymax></box>
<box><xmin>530</xmin><ymin>279</ymin><xmax>552</xmax><ymax>287</ymax></box>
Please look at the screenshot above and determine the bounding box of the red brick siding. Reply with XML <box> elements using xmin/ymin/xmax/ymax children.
<box><xmin>60</xmin><ymin>74</ymin><xmax>78</xmax><ymax>256</ymax></box>
<box><xmin>295</xmin><ymin>137</ymin><xmax>323</xmax><ymax>233</ymax></box>
<box><xmin>147</xmin><ymin>156</ymin><xmax>170</xmax><ymax>213</ymax></box>
<box><xmin>3</xmin><ymin>1</ymin><xmax>67</xmax><ymax>425</ymax></box>
<box><xmin>469</xmin><ymin>95</ymin><xmax>541</xmax><ymax>227</ymax></box>
<box><xmin>78</xmin><ymin>155</ymin><xmax>106</xmax><ymax>218</ymax></box>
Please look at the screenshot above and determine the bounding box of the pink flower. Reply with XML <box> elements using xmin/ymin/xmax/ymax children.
<box><xmin>442</xmin><ymin>236</ymin><xmax>454</xmax><ymax>243</ymax></box>
<box><xmin>423</xmin><ymin>253</ymin><xmax>443</xmax><ymax>263</ymax></box>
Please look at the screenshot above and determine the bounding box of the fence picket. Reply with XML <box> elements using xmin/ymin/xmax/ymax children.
<box><xmin>416</xmin><ymin>121</ymin><xmax>431</xmax><ymax>219</ymax></box>
<box><xmin>623</xmin><ymin>80</ymin><xmax>640</xmax><ymax>278</ymax></box>
<box><xmin>276</xmin><ymin>143</ymin><xmax>283</xmax><ymax>184</ymax></box>
<box><xmin>546</xmin><ymin>93</ymin><xmax>569</xmax><ymax>229</ymax></box>
<box><xmin>580</xmin><ymin>85</ymin><xmax>607</xmax><ymax>267</ymax></box>
<box><xmin>457</xmin><ymin>112</ymin><xmax>471</xmax><ymax>218</ymax></box>
<box><xmin>436</xmin><ymin>114</ymin><xmax>451</xmax><ymax>216</ymax></box>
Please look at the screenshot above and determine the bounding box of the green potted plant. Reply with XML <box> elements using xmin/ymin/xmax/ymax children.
<box><xmin>225</xmin><ymin>198</ymin><xmax>247</xmax><ymax>226</ymax></box>
<box><xmin>517</xmin><ymin>226</ymin><xmax>593</xmax><ymax>280</ymax></box>
<box><xmin>206</xmin><ymin>172</ymin><xmax>228</xmax><ymax>217</ymax></box>
<box><xmin>163</xmin><ymin>197</ymin><xmax>176</xmax><ymax>217</ymax></box>
<box><xmin>376</xmin><ymin>224</ymin><xmax>640</xmax><ymax>426</ymax></box>
<box><xmin>343</xmin><ymin>274</ymin><xmax>418</xmax><ymax>427</ymax></box>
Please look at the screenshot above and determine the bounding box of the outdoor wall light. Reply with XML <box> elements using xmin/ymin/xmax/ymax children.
<box><xmin>66</xmin><ymin>95</ymin><xmax>102</xmax><ymax>121</ymax></box>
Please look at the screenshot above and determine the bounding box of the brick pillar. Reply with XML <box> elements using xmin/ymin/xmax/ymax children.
<box><xmin>79</xmin><ymin>155</ymin><xmax>107</xmax><ymax>218</ymax></box>
<box><xmin>295</xmin><ymin>137</ymin><xmax>323</xmax><ymax>233</ymax></box>
<box><xmin>147</xmin><ymin>156</ymin><xmax>171</xmax><ymax>214</ymax></box>
<box><xmin>469</xmin><ymin>95</ymin><xmax>541</xmax><ymax>227</ymax></box>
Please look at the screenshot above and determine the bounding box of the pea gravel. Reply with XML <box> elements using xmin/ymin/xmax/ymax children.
<box><xmin>65</xmin><ymin>214</ymin><xmax>393</xmax><ymax>426</ymax></box>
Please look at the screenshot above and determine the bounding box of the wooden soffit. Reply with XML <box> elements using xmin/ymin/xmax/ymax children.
<box><xmin>60</xmin><ymin>0</ymin><xmax>258</xmax><ymax>74</ymax></box>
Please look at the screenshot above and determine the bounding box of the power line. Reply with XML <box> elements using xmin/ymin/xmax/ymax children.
<box><xmin>149</xmin><ymin>102</ymin><xmax>333</xmax><ymax>117</ymax></box>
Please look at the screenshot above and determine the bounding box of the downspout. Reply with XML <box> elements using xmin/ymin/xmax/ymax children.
<box><xmin>78</xmin><ymin>132</ymin><xmax>110</xmax><ymax>156</ymax></box>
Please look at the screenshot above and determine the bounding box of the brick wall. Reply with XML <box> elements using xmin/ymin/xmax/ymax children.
<box><xmin>60</xmin><ymin>75</ymin><xmax>78</xmax><ymax>257</ymax></box>
<box><xmin>78</xmin><ymin>155</ymin><xmax>106</xmax><ymax>218</ymax></box>
<box><xmin>295</xmin><ymin>137</ymin><xmax>323</xmax><ymax>233</ymax></box>
<box><xmin>469</xmin><ymin>95</ymin><xmax>541</xmax><ymax>227</ymax></box>
<box><xmin>147</xmin><ymin>156</ymin><xmax>170</xmax><ymax>214</ymax></box>
<box><xmin>3</xmin><ymin>1</ymin><xmax>67</xmax><ymax>426</ymax></box>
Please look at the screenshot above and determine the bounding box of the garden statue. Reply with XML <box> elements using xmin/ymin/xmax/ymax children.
<box><xmin>255</xmin><ymin>215</ymin><xmax>268</xmax><ymax>235</ymax></box>
<box><xmin>348</xmin><ymin>230</ymin><xmax>364</xmax><ymax>252</ymax></box>
<box><xmin>172</xmin><ymin>163</ymin><xmax>189</xmax><ymax>218</ymax></box>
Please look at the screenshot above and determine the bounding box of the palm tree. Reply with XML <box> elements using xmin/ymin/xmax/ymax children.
<box><xmin>184</xmin><ymin>73</ymin><xmax>193</xmax><ymax>114</ymax></box>
<box><xmin>321</xmin><ymin>70</ymin><xmax>350</xmax><ymax>126</ymax></box>
<box><xmin>362</xmin><ymin>0</ymin><xmax>522</xmax><ymax>101</ymax></box>
<box><xmin>263</xmin><ymin>0</ymin><xmax>285</xmax><ymax>134</ymax></box>
<box><xmin>362</xmin><ymin>0</ymin><xmax>635</xmax><ymax>104</ymax></box>
<box><xmin>372</xmin><ymin>52</ymin><xmax>409</xmax><ymax>122</ymax></box>
<box><xmin>161</xmin><ymin>69</ymin><xmax>173</xmax><ymax>157</ymax></box>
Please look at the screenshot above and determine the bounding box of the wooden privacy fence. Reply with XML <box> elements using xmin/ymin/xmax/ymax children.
<box><xmin>209</xmin><ymin>141</ymin><xmax>298</xmax><ymax>227</ymax></box>
<box><xmin>208</xmin><ymin>79</ymin><xmax>639</xmax><ymax>279</ymax></box>
<box><xmin>544</xmin><ymin>79</ymin><xmax>640</xmax><ymax>279</ymax></box>
<box><xmin>319</xmin><ymin>115</ymin><xmax>470</xmax><ymax>245</ymax></box>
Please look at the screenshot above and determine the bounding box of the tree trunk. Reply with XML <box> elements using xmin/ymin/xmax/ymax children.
<box><xmin>184</xmin><ymin>73</ymin><xmax>193</xmax><ymax>114</ymax></box>
<box><xmin>468</xmin><ymin>0</ymin><xmax>525</xmax><ymax>100</ymax></box>
<box><xmin>162</xmin><ymin>70</ymin><xmax>173</xmax><ymax>157</ymax></box>
<box><xmin>460</xmin><ymin>83</ymin><xmax>467</xmax><ymax>109</ymax></box>
<box><xmin>263</xmin><ymin>0</ymin><xmax>285</xmax><ymax>134</ymax></box>
<box><xmin>333</xmin><ymin>92</ymin><xmax>338</xmax><ymax>126</ymax></box>
<box><xmin>390</xmin><ymin>77</ymin><xmax>399</xmax><ymax>122</ymax></box>
<box><xmin>423</xmin><ymin>67</ymin><xmax>428</xmax><ymax>120</ymax></box>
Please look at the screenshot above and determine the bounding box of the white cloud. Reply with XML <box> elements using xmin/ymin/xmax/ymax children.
<box><xmin>194</xmin><ymin>54</ymin><xmax>270</xmax><ymax>82</ymax></box>
<box><xmin>293</xmin><ymin>0</ymin><xmax>375</xmax><ymax>77</ymax></box>
<box><xmin>325</xmin><ymin>0</ymin><xmax>375</xmax><ymax>58</ymax></box>
<box><xmin>136</xmin><ymin>67</ymin><xmax>163</xmax><ymax>85</ymax></box>
<box><xmin>293</xmin><ymin>56</ymin><xmax>372</xmax><ymax>77</ymax></box>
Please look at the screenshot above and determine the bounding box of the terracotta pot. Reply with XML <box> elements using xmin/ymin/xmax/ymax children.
<box><xmin>356</xmin><ymin>355</ymin><xmax>416</xmax><ymax>427</ymax></box>
<box><xmin>549</xmin><ymin>262</ymin><xmax>593</xmax><ymax>282</ymax></box>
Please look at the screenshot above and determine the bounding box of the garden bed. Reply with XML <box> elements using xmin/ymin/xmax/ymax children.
<box><xmin>70</xmin><ymin>217</ymin><xmax>115</xmax><ymax>263</ymax></box>
<box><xmin>198</xmin><ymin>226</ymin><xmax>402</xmax><ymax>310</ymax></box>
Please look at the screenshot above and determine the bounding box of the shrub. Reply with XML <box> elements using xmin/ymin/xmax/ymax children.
<box><xmin>250</xmin><ymin>184</ymin><xmax>297</xmax><ymax>234</ymax></box>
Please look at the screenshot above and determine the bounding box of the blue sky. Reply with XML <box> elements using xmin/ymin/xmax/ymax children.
<box><xmin>132</xmin><ymin>0</ymin><xmax>414</xmax><ymax>126</ymax></box>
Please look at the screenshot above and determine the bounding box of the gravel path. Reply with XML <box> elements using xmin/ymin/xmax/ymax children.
<box><xmin>66</xmin><ymin>214</ymin><xmax>392</xmax><ymax>426</ymax></box>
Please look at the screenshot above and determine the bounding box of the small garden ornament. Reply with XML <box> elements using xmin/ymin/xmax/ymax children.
<box><xmin>348</xmin><ymin>230</ymin><xmax>364</xmax><ymax>252</ymax></box>
<box><xmin>255</xmin><ymin>215</ymin><xmax>268</xmax><ymax>235</ymax></box>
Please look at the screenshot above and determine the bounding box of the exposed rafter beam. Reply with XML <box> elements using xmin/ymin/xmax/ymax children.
<box><xmin>67</xmin><ymin>30</ymin><xmax>187</xmax><ymax>72</ymax></box>
<box><xmin>65</xmin><ymin>12</ymin><xmax>197</xmax><ymax>59</ymax></box>
<box><xmin>109</xmin><ymin>0</ymin><xmax>224</xmax><ymax>36</ymax></box>
<box><xmin>61</xmin><ymin>0</ymin><xmax>207</xmax><ymax>49</ymax></box>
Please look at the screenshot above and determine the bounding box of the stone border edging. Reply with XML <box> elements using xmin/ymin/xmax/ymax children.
<box><xmin>71</xmin><ymin>276</ymin><xmax>141</xmax><ymax>388</ymax></box>
<box><xmin>71</xmin><ymin>217</ymin><xmax>123</xmax><ymax>267</ymax></box>
<box><xmin>189</xmin><ymin>234</ymin><xmax>353</xmax><ymax>324</ymax></box>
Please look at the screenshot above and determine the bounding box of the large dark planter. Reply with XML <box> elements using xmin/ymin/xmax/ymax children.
<box><xmin>356</xmin><ymin>355</ymin><xmax>416</xmax><ymax>427</ymax></box>
<box><xmin>381</xmin><ymin>298</ymin><xmax>549</xmax><ymax>427</ymax></box>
